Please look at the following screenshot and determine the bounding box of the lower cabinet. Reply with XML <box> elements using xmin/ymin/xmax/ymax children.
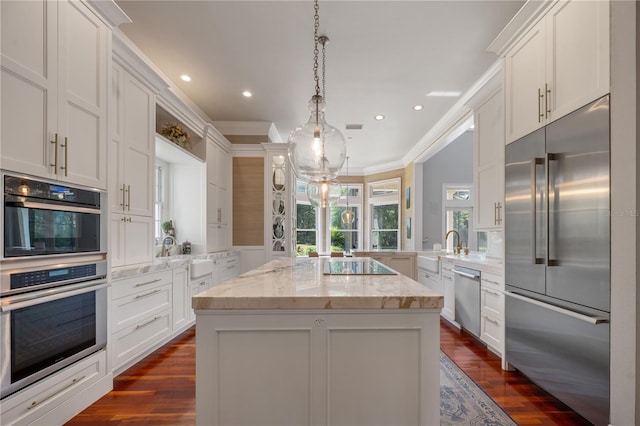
<box><xmin>440</xmin><ymin>262</ymin><xmax>455</xmax><ymax>322</ymax></box>
<box><xmin>417</xmin><ymin>267</ymin><xmax>441</xmax><ymax>294</ymax></box>
<box><xmin>188</xmin><ymin>275</ymin><xmax>213</xmax><ymax>323</ymax></box>
<box><xmin>172</xmin><ymin>266</ymin><xmax>190</xmax><ymax>332</ymax></box>
<box><xmin>479</xmin><ymin>271</ymin><xmax>505</xmax><ymax>357</ymax></box>
<box><xmin>219</xmin><ymin>253</ymin><xmax>239</xmax><ymax>283</ymax></box>
<box><xmin>1</xmin><ymin>351</ymin><xmax>111</xmax><ymax>426</ymax></box>
<box><xmin>111</xmin><ymin>270</ymin><xmax>173</xmax><ymax>373</ymax></box>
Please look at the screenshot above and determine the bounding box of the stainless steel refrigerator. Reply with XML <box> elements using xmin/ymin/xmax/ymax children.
<box><xmin>504</xmin><ymin>95</ymin><xmax>610</xmax><ymax>426</ymax></box>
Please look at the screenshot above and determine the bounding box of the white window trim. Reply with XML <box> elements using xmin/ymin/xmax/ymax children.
<box><xmin>367</xmin><ymin>177</ymin><xmax>401</xmax><ymax>250</ymax></box>
<box><xmin>326</xmin><ymin>183</ymin><xmax>364</xmax><ymax>252</ymax></box>
<box><xmin>441</xmin><ymin>183</ymin><xmax>475</xmax><ymax>251</ymax></box>
<box><xmin>154</xmin><ymin>160</ymin><xmax>172</xmax><ymax>244</ymax></box>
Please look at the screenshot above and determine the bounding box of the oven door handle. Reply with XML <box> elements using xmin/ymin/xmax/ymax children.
<box><xmin>5</xmin><ymin>198</ymin><xmax>100</xmax><ymax>214</ymax></box>
<box><xmin>0</xmin><ymin>280</ymin><xmax>108</xmax><ymax>312</ymax></box>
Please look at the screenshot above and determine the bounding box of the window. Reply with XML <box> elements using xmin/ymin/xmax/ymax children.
<box><xmin>294</xmin><ymin>181</ymin><xmax>363</xmax><ymax>256</ymax></box>
<box><xmin>442</xmin><ymin>184</ymin><xmax>474</xmax><ymax>252</ymax></box>
<box><xmin>295</xmin><ymin>180</ymin><xmax>317</xmax><ymax>256</ymax></box>
<box><xmin>154</xmin><ymin>161</ymin><xmax>170</xmax><ymax>244</ymax></box>
<box><xmin>329</xmin><ymin>185</ymin><xmax>362</xmax><ymax>253</ymax></box>
<box><xmin>368</xmin><ymin>178</ymin><xmax>401</xmax><ymax>250</ymax></box>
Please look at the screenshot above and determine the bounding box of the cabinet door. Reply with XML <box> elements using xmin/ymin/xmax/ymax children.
<box><xmin>57</xmin><ymin>0</ymin><xmax>108</xmax><ymax>189</ymax></box>
<box><xmin>474</xmin><ymin>90</ymin><xmax>504</xmax><ymax>230</ymax></box>
<box><xmin>441</xmin><ymin>273</ymin><xmax>455</xmax><ymax>321</ymax></box>
<box><xmin>109</xmin><ymin>64</ymin><xmax>126</xmax><ymax>213</ymax></box>
<box><xmin>110</xmin><ymin>213</ymin><xmax>127</xmax><ymax>268</ymax></box>
<box><xmin>122</xmin><ymin>74</ymin><xmax>154</xmax><ymax>217</ymax></box>
<box><xmin>1</xmin><ymin>0</ymin><xmax>57</xmax><ymax>179</ymax></box>
<box><xmin>388</xmin><ymin>256</ymin><xmax>416</xmax><ymax>280</ymax></box>
<box><xmin>172</xmin><ymin>267</ymin><xmax>189</xmax><ymax>331</ymax></box>
<box><xmin>546</xmin><ymin>0</ymin><xmax>609</xmax><ymax>122</ymax></box>
<box><xmin>124</xmin><ymin>215</ymin><xmax>154</xmax><ymax>266</ymax></box>
<box><xmin>504</xmin><ymin>19</ymin><xmax>546</xmax><ymax>143</ymax></box>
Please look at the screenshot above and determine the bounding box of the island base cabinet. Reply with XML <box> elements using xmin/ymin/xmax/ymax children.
<box><xmin>195</xmin><ymin>310</ymin><xmax>440</xmax><ymax>426</ymax></box>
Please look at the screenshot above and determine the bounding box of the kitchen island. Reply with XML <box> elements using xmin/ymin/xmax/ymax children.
<box><xmin>193</xmin><ymin>257</ymin><xmax>443</xmax><ymax>426</ymax></box>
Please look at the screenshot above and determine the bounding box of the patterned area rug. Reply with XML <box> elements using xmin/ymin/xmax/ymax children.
<box><xmin>440</xmin><ymin>352</ymin><xmax>517</xmax><ymax>426</ymax></box>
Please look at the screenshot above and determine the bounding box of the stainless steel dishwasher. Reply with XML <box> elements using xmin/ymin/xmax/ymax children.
<box><xmin>453</xmin><ymin>265</ymin><xmax>481</xmax><ymax>338</ymax></box>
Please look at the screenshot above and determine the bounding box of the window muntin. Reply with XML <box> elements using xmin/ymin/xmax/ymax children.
<box><xmin>442</xmin><ymin>184</ymin><xmax>474</xmax><ymax>251</ymax></box>
<box><xmin>296</xmin><ymin>202</ymin><xmax>317</xmax><ymax>256</ymax></box>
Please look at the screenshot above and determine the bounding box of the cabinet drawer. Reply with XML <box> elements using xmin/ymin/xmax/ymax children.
<box><xmin>2</xmin><ymin>351</ymin><xmax>107</xmax><ymax>426</ymax></box>
<box><xmin>191</xmin><ymin>278</ymin><xmax>212</xmax><ymax>295</ymax></box>
<box><xmin>112</xmin><ymin>309</ymin><xmax>172</xmax><ymax>370</ymax></box>
<box><xmin>112</xmin><ymin>283</ymin><xmax>172</xmax><ymax>332</ymax></box>
<box><xmin>111</xmin><ymin>270</ymin><xmax>172</xmax><ymax>300</ymax></box>
<box><xmin>480</xmin><ymin>312</ymin><xmax>503</xmax><ymax>354</ymax></box>
<box><xmin>481</xmin><ymin>287</ymin><xmax>504</xmax><ymax>318</ymax></box>
<box><xmin>480</xmin><ymin>271</ymin><xmax>504</xmax><ymax>290</ymax></box>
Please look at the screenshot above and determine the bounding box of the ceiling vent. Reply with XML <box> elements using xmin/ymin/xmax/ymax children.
<box><xmin>345</xmin><ymin>124</ymin><xmax>363</xmax><ymax>130</ymax></box>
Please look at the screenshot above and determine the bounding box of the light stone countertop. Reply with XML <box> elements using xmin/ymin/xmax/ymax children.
<box><xmin>111</xmin><ymin>250</ymin><xmax>240</xmax><ymax>279</ymax></box>
<box><xmin>192</xmin><ymin>257</ymin><xmax>444</xmax><ymax>311</ymax></box>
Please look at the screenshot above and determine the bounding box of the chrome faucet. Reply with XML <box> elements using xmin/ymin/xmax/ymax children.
<box><xmin>445</xmin><ymin>229</ymin><xmax>462</xmax><ymax>255</ymax></box>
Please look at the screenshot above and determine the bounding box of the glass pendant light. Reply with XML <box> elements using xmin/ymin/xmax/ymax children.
<box><xmin>288</xmin><ymin>0</ymin><xmax>346</xmax><ymax>184</ymax></box>
<box><xmin>307</xmin><ymin>179</ymin><xmax>341</xmax><ymax>209</ymax></box>
<box><xmin>341</xmin><ymin>156</ymin><xmax>355</xmax><ymax>224</ymax></box>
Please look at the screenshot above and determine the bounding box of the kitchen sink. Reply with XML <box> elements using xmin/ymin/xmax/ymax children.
<box><xmin>191</xmin><ymin>258</ymin><xmax>214</xmax><ymax>279</ymax></box>
<box><xmin>417</xmin><ymin>254</ymin><xmax>440</xmax><ymax>274</ymax></box>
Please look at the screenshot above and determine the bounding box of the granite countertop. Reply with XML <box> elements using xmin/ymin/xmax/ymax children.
<box><xmin>192</xmin><ymin>257</ymin><xmax>443</xmax><ymax>311</ymax></box>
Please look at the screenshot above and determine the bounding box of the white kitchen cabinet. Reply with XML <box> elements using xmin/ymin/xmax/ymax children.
<box><xmin>109</xmin><ymin>62</ymin><xmax>155</xmax><ymax>217</ymax></box>
<box><xmin>206</xmin><ymin>140</ymin><xmax>231</xmax><ymax>252</ymax></box>
<box><xmin>473</xmin><ymin>88</ymin><xmax>504</xmax><ymax>230</ymax></box>
<box><xmin>188</xmin><ymin>276</ymin><xmax>213</xmax><ymax>323</ymax></box>
<box><xmin>440</xmin><ymin>262</ymin><xmax>455</xmax><ymax>322</ymax></box>
<box><xmin>172</xmin><ymin>266</ymin><xmax>190</xmax><ymax>332</ymax></box>
<box><xmin>111</xmin><ymin>270</ymin><xmax>174</xmax><ymax>373</ymax></box>
<box><xmin>110</xmin><ymin>213</ymin><xmax>154</xmax><ymax>267</ymax></box>
<box><xmin>219</xmin><ymin>253</ymin><xmax>240</xmax><ymax>283</ymax></box>
<box><xmin>1</xmin><ymin>0</ymin><xmax>109</xmax><ymax>189</ymax></box>
<box><xmin>0</xmin><ymin>351</ymin><xmax>110</xmax><ymax>426</ymax></box>
<box><xmin>504</xmin><ymin>0</ymin><xmax>609</xmax><ymax>143</ymax></box>
<box><xmin>479</xmin><ymin>271</ymin><xmax>505</xmax><ymax>357</ymax></box>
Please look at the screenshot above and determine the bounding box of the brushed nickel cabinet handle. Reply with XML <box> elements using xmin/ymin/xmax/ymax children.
<box><xmin>126</xmin><ymin>185</ymin><xmax>131</xmax><ymax>211</ymax></box>
<box><xmin>27</xmin><ymin>375</ymin><xmax>86</xmax><ymax>410</ymax></box>
<box><xmin>545</xmin><ymin>83</ymin><xmax>551</xmax><ymax>119</ymax></box>
<box><xmin>50</xmin><ymin>133</ymin><xmax>59</xmax><ymax>171</ymax></box>
<box><xmin>135</xmin><ymin>315</ymin><xmax>162</xmax><ymax>330</ymax></box>
<box><xmin>134</xmin><ymin>278</ymin><xmax>162</xmax><ymax>287</ymax></box>
<box><xmin>483</xmin><ymin>315</ymin><xmax>500</xmax><ymax>326</ymax></box>
<box><xmin>538</xmin><ymin>88</ymin><xmax>544</xmax><ymax>123</ymax></box>
<box><xmin>60</xmin><ymin>136</ymin><xmax>68</xmax><ymax>176</ymax></box>
<box><xmin>120</xmin><ymin>184</ymin><xmax>126</xmax><ymax>209</ymax></box>
<box><xmin>134</xmin><ymin>289</ymin><xmax>162</xmax><ymax>299</ymax></box>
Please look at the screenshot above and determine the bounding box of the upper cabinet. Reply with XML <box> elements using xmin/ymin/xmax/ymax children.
<box><xmin>1</xmin><ymin>0</ymin><xmax>109</xmax><ymax>188</ymax></box>
<box><xmin>473</xmin><ymin>87</ymin><xmax>504</xmax><ymax>231</ymax></box>
<box><xmin>109</xmin><ymin>62</ymin><xmax>155</xmax><ymax>217</ymax></box>
<box><xmin>503</xmin><ymin>0</ymin><xmax>609</xmax><ymax>143</ymax></box>
<box><xmin>206</xmin><ymin>132</ymin><xmax>231</xmax><ymax>253</ymax></box>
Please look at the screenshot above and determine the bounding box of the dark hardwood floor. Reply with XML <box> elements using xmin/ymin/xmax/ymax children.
<box><xmin>67</xmin><ymin>319</ymin><xmax>593</xmax><ymax>425</ymax></box>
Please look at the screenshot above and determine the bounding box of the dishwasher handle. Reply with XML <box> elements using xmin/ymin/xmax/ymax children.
<box><xmin>453</xmin><ymin>268</ymin><xmax>480</xmax><ymax>280</ymax></box>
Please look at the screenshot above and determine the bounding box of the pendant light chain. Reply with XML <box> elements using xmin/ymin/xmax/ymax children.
<box><xmin>313</xmin><ymin>0</ymin><xmax>320</xmax><ymax>98</ymax></box>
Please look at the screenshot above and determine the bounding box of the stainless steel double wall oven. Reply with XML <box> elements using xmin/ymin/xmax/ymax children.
<box><xmin>1</xmin><ymin>173</ymin><xmax>108</xmax><ymax>399</ymax></box>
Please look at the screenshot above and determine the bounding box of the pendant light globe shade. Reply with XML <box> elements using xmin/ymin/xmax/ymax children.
<box><xmin>288</xmin><ymin>95</ymin><xmax>346</xmax><ymax>182</ymax></box>
<box><xmin>341</xmin><ymin>207</ymin><xmax>355</xmax><ymax>224</ymax></box>
<box><xmin>307</xmin><ymin>179</ymin><xmax>341</xmax><ymax>209</ymax></box>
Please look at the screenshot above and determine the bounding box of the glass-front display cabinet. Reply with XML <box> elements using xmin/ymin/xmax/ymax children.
<box><xmin>263</xmin><ymin>144</ymin><xmax>293</xmax><ymax>261</ymax></box>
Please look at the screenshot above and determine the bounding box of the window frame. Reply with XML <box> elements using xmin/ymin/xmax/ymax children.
<box><xmin>367</xmin><ymin>177</ymin><xmax>401</xmax><ymax>250</ymax></box>
<box><xmin>154</xmin><ymin>160</ymin><xmax>171</xmax><ymax>244</ymax></box>
<box><xmin>441</xmin><ymin>183</ymin><xmax>475</xmax><ymax>251</ymax></box>
<box><xmin>327</xmin><ymin>183</ymin><xmax>363</xmax><ymax>253</ymax></box>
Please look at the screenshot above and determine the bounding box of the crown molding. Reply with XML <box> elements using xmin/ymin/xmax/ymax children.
<box><xmin>487</xmin><ymin>0</ymin><xmax>554</xmax><ymax>56</ymax></box>
<box><xmin>85</xmin><ymin>0</ymin><xmax>131</xmax><ymax>29</ymax></box>
<box><xmin>112</xmin><ymin>29</ymin><xmax>169</xmax><ymax>93</ymax></box>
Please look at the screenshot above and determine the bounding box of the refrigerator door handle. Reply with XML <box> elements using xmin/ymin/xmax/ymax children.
<box><xmin>505</xmin><ymin>291</ymin><xmax>609</xmax><ymax>324</ymax></box>
<box><xmin>532</xmin><ymin>158</ymin><xmax>546</xmax><ymax>265</ymax></box>
<box><xmin>547</xmin><ymin>153</ymin><xmax>560</xmax><ymax>266</ymax></box>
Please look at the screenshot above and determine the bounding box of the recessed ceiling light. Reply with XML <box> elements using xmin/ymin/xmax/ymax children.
<box><xmin>426</xmin><ymin>91</ymin><xmax>461</xmax><ymax>97</ymax></box>
<box><xmin>180</xmin><ymin>74</ymin><xmax>191</xmax><ymax>82</ymax></box>
<box><xmin>374</xmin><ymin>114</ymin><xmax>385</xmax><ymax>121</ymax></box>
<box><xmin>242</xmin><ymin>91</ymin><xmax>252</xmax><ymax>98</ymax></box>
<box><xmin>413</xmin><ymin>105</ymin><xmax>423</xmax><ymax>111</ymax></box>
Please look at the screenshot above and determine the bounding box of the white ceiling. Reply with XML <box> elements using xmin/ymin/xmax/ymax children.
<box><xmin>115</xmin><ymin>0</ymin><xmax>524</xmax><ymax>171</ymax></box>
